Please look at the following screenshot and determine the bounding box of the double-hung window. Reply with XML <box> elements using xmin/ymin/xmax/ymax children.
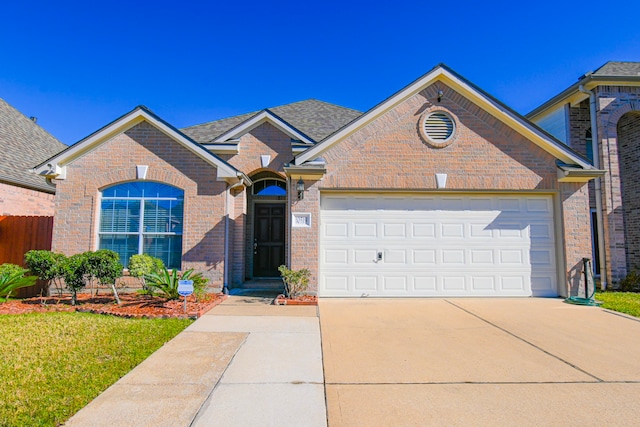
<box><xmin>98</xmin><ymin>182</ymin><xmax>184</xmax><ymax>269</ymax></box>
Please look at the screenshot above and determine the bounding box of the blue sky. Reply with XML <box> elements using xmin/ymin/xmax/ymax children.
<box><xmin>2</xmin><ymin>0</ymin><xmax>639</xmax><ymax>145</ymax></box>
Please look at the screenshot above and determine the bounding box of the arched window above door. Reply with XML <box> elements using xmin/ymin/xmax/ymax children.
<box><xmin>252</xmin><ymin>179</ymin><xmax>286</xmax><ymax>196</ymax></box>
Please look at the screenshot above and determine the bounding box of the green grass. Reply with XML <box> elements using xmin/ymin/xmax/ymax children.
<box><xmin>0</xmin><ymin>312</ymin><xmax>193</xmax><ymax>427</ymax></box>
<box><xmin>595</xmin><ymin>291</ymin><xmax>640</xmax><ymax>318</ymax></box>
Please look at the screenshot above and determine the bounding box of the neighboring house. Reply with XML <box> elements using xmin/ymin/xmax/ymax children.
<box><xmin>528</xmin><ymin>62</ymin><xmax>640</xmax><ymax>288</ymax></box>
<box><xmin>34</xmin><ymin>64</ymin><xmax>603</xmax><ymax>298</ymax></box>
<box><xmin>0</xmin><ymin>98</ymin><xmax>67</xmax><ymax>215</ymax></box>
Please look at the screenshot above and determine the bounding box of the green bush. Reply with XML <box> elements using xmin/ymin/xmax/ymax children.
<box><xmin>278</xmin><ymin>265</ymin><xmax>310</xmax><ymax>298</ymax></box>
<box><xmin>128</xmin><ymin>254</ymin><xmax>164</xmax><ymax>295</ymax></box>
<box><xmin>619</xmin><ymin>270</ymin><xmax>640</xmax><ymax>292</ymax></box>
<box><xmin>61</xmin><ymin>253</ymin><xmax>89</xmax><ymax>305</ymax></box>
<box><xmin>85</xmin><ymin>250</ymin><xmax>122</xmax><ymax>285</ymax></box>
<box><xmin>144</xmin><ymin>267</ymin><xmax>207</xmax><ymax>300</ymax></box>
<box><xmin>24</xmin><ymin>250</ymin><xmax>67</xmax><ymax>296</ymax></box>
<box><xmin>0</xmin><ymin>264</ymin><xmax>37</xmax><ymax>301</ymax></box>
<box><xmin>192</xmin><ymin>272</ymin><xmax>209</xmax><ymax>301</ymax></box>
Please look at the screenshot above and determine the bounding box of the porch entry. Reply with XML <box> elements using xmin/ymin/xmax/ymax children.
<box><xmin>253</xmin><ymin>203</ymin><xmax>285</xmax><ymax>277</ymax></box>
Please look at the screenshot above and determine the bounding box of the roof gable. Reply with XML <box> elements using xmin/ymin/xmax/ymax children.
<box><xmin>295</xmin><ymin>64</ymin><xmax>595</xmax><ymax>170</ymax></box>
<box><xmin>181</xmin><ymin>99</ymin><xmax>362</xmax><ymax>144</ymax></box>
<box><xmin>0</xmin><ymin>98</ymin><xmax>67</xmax><ymax>192</ymax></box>
<box><xmin>33</xmin><ymin>106</ymin><xmax>244</xmax><ymax>183</ymax></box>
<box><xmin>212</xmin><ymin>109</ymin><xmax>315</xmax><ymax>145</ymax></box>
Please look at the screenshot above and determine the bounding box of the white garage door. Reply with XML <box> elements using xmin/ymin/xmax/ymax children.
<box><xmin>319</xmin><ymin>193</ymin><xmax>558</xmax><ymax>297</ymax></box>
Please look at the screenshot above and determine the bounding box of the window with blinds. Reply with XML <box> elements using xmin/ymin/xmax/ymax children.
<box><xmin>98</xmin><ymin>182</ymin><xmax>184</xmax><ymax>269</ymax></box>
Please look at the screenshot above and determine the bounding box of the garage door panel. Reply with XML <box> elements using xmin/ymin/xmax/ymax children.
<box><xmin>383</xmin><ymin>223</ymin><xmax>406</xmax><ymax>237</ymax></box>
<box><xmin>470</xmin><ymin>250</ymin><xmax>494</xmax><ymax>264</ymax></box>
<box><xmin>412</xmin><ymin>223</ymin><xmax>436</xmax><ymax>237</ymax></box>
<box><xmin>354</xmin><ymin>223</ymin><xmax>377</xmax><ymax>237</ymax></box>
<box><xmin>413</xmin><ymin>250</ymin><xmax>436</xmax><ymax>264</ymax></box>
<box><xmin>383</xmin><ymin>276</ymin><xmax>407</xmax><ymax>291</ymax></box>
<box><xmin>320</xmin><ymin>193</ymin><xmax>558</xmax><ymax>297</ymax></box>
<box><xmin>441</xmin><ymin>223</ymin><xmax>465</xmax><ymax>238</ymax></box>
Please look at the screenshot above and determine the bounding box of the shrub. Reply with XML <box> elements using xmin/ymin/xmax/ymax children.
<box><xmin>0</xmin><ymin>264</ymin><xmax>37</xmax><ymax>302</ymax></box>
<box><xmin>192</xmin><ymin>272</ymin><xmax>209</xmax><ymax>301</ymax></box>
<box><xmin>144</xmin><ymin>267</ymin><xmax>207</xmax><ymax>300</ymax></box>
<box><xmin>24</xmin><ymin>250</ymin><xmax>67</xmax><ymax>297</ymax></box>
<box><xmin>619</xmin><ymin>270</ymin><xmax>640</xmax><ymax>292</ymax></box>
<box><xmin>128</xmin><ymin>254</ymin><xmax>164</xmax><ymax>295</ymax></box>
<box><xmin>278</xmin><ymin>265</ymin><xmax>310</xmax><ymax>298</ymax></box>
<box><xmin>85</xmin><ymin>250</ymin><xmax>123</xmax><ymax>303</ymax></box>
<box><xmin>61</xmin><ymin>253</ymin><xmax>89</xmax><ymax>306</ymax></box>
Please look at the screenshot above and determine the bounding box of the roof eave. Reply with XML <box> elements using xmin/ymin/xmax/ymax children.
<box><xmin>295</xmin><ymin>64</ymin><xmax>594</xmax><ymax>169</ymax></box>
<box><xmin>557</xmin><ymin>165</ymin><xmax>607</xmax><ymax>182</ymax></box>
<box><xmin>527</xmin><ymin>75</ymin><xmax>640</xmax><ymax>119</ymax></box>
<box><xmin>32</xmin><ymin>107</ymin><xmax>240</xmax><ymax>181</ymax></box>
<box><xmin>212</xmin><ymin>110</ymin><xmax>315</xmax><ymax>145</ymax></box>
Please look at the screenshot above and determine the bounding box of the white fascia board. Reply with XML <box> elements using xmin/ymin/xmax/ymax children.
<box><xmin>213</xmin><ymin>111</ymin><xmax>314</xmax><ymax>145</ymax></box>
<box><xmin>528</xmin><ymin>78</ymin><xmax>640</xmax><ymax>119</ymax></box>
<box><xmin>33</xmin><ymin>108</ymin><xmax>239</xmax><ymax>180</ymax></box>
<box><xmin>295</xmin><ymin>66</ymin><xmax>593</xmax><ymax>169</ymax></box>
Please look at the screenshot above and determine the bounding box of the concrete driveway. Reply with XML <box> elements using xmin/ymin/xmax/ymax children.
<box><xmin>320</xmin><ymin>298</ymin><xmax>640</xmax><ymax>426</ymax></box>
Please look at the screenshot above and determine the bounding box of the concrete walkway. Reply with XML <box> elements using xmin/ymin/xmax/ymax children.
<box><xmin>320</xmin><ymin>298</ymin><xmax>640</xmax><ymax>426</ymax></box>
<box><xmin>65</xmin><ymin>294</ymin><xmax>326</xmax><ymax>427</ymax></box>
<box><xmin>65</xmin><ymin>296</ymin><xmax>640</xmax><ymax>426</ymax></box>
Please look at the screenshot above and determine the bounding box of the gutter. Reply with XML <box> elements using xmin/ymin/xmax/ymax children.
<box><xmin>1</xmin><ymin>174</ymin><xmax>57</xmax><ymax>194</ymax></box>
<box><xmin>578</xmin><ymin>84</ymin><xmax>608</xmax><ymax>290</ymax></box>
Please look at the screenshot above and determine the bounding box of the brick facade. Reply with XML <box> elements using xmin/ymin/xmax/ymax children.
<box><xmin>49</xmin><ymin>71</ymin><xmax>597</xmax><ymax>297</ymax></box>
<box><xmin>289</xmin><ymin>83</ymin><xmax>591</xmax><ymax>295</ymax></box>
<box><xmin>222</xmin><ymin>122</ymin><xmax>293</xmax><ymax>282</ymax></box>
<box><xmin>52</xmin><ymin>122</ymin><xmax>228</xmax><ymax>286</ymax></box>
<box><xmin>0</xmin><ymin>182</ymin><xmax>55</xmax><ymax>216</ymax></box>
<box><xmin>566</xmin><ymin>86</ymin><xmax>640</xmax><ymax>283</ymax></box>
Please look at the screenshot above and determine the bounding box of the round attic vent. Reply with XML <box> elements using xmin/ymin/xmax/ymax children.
<box><xmin>419</xmin><ymin>110</ymin><xmax>457</xmax><ymax>148</ymax></box>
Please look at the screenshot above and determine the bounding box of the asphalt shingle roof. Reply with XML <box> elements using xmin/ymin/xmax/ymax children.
<box><xmin>592</xmin><ymin>62</ymin><xmax>640</xmax><ymax>77</ymax></box>
<box><xmin>181</xmin><ymin>99</ymin><xmax>362</xmax><ymax>143</ymax></box>
<box><xmin>0</xmin><ymin>99</ymin><xmax>67</xmax><ymax>193</ymax></box>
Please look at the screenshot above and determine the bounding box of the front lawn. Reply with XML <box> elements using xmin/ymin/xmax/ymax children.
<box><xmin>0</xmin><ymin>312</ymin><xmax>192</xmax><ymax>427</ymax></box>
<box><xmin>595</xmin><ymin>292</ymin><xmax>640</xmax><ymax>318</ymax></box>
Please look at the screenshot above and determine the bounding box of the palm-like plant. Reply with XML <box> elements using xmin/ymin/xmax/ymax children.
<box><xmin>143</xmin><ymin>267</ymin><xmax>205</xmax><ymax>300</ymax></box>
<box><xmin>0</xmin><ymin>264</ymin><xmax>37</xmax><ymax>302</ymax></box>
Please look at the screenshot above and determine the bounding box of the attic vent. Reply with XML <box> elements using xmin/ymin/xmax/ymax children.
<box><xmin>424</xmin><ymin>112</ymin><xmax>454</xmax><ymax>141</ymax></box>
<box><xmin>419</xmin><ymin>110</ymin><xmax>457</xmax><ymax>148</ymax></box>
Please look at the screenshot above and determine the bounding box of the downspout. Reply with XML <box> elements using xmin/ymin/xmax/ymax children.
<box><xmin>224</xmin><ymin>179</ymin><xmax>246</xmax><ymax>294</ymax></box>
<box><xmin>579</xmin><ymin>84</ymin><xmax>608</xmax><ymax>290</ymax></box>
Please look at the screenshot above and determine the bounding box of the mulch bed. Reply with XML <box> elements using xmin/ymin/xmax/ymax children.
<box><xmin>0</xmin><ymin>292</ymin><xmax>227</xmax><ymax>319</ymax></box>
<box><xmin>273</xmin><ymin>294</ymin><xmax>318</xmax><ymax>305</ymax></box>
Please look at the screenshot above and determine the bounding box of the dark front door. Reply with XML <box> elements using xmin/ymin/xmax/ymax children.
<box><xmin>253</xmin><ymin>204</ymin><xmax>285</xmax><ymax>277</ymax></box>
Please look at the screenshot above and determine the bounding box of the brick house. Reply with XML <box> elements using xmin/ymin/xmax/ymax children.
<box><xmin>35</xmin><ymin>64</ymin><xmax>603</xmax><ymax>297</ymax></box>
<box><xmin>528</xmin><ymin>62</ymin><xmax>640</xmax><ymax>288</ymax></box>
<box><xmin>0</xmin><ymin>98</ymin><xmax>66</xmax><ymax>215</ymax></box>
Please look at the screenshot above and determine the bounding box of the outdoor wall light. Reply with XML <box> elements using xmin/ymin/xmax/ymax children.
<box><xmin>296</xmin><ymin>178</ymin><xmax>305</xmax><ymax>200</ymax></box>
<box><xmin>437</xmin><ymin>90</ymin><xmax>444</xmax><ymax>103</ymax></box>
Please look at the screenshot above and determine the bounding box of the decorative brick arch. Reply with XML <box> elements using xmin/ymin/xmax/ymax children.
<box><xmin>247</xmin><ymin>168</ymin><xmax>286</xmax><ymax>180</ymax></box>
<box><xmin>605</xmin><ymin>101</ymin><xmax>640</xmax><ymax>133</ymax></box>
<box><xmin>86</xmin><ymin>167</ymin><xmax>196</xmax><ymax>195</ymax></box>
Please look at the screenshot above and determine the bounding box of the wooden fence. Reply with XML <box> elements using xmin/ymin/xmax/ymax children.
<box><xmin>0</xmin><ymin>216</ymin><xmax>54</xmax><ymax>298</ymax></box>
